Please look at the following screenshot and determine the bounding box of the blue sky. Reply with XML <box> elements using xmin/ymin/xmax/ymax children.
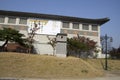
<box><xmin>0</xmin><ymin>0</ymin><xmax>120</xmax><ymax>48</ymax></box>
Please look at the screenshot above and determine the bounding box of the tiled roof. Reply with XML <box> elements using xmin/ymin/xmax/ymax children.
<box><xmin>0</xmin><ymin>10</ymin><xmax>110</xmax><ymax>25</ymax></box>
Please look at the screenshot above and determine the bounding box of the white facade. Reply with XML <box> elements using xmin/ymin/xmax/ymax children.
<box><xmin>0</xmin><ymin>16</ymin><xmax>102</xmax><ymax>57</ymax></box>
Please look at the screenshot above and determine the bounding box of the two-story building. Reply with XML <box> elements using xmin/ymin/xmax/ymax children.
<box><xmin>0</xmin><ymin>10</ymin><xmax>109</xmax><ymax>58</ymax></box>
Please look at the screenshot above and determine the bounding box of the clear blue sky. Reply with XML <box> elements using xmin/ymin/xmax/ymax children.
<box><xmin>0</xmin><ymin>0</ymin><xmax>120</xmax><ymax>48</ymax></box>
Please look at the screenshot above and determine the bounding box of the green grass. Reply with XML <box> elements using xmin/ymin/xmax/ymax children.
<box><xmin>0</xmin><ymin>52</ymin><xmax>120</xmax><ymax>79</ymax></box>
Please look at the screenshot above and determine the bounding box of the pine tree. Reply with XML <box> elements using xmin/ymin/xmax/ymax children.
<box><xmin>0</xmin><ymin>28</ymin><xmax>25</xmax><ymax>49</ymax></box>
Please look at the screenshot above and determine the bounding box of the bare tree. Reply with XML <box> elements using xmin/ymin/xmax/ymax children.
<box><xmin>28</xmin><ymin>21</ymin><xmax>40</xmax><ymax>53</ymax></box>
<box><xmin>47</xmin><ymin>36</ymin><xmax>56</xmax><ymax>55</ymax></box>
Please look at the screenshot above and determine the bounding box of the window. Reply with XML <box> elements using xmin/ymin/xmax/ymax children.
<box><xmin>73</xmin><ymin>23</ymin><xmax>79</xmax><ymax>29</ymax></box>
<box><xmin>19</xmin><ymin>18</ymin><xmax>27</xmax><ymax>24</ymax></box>
<box><xmin>0</xmin><ymin>16</ymin><xmax>5</xmax><ymax>23</ymax></box>
<box><xmin>92</xmin><ymin>25</ymin><xmax>98</xmax><ymax>31</ymax></box>
<box><xmin>82</xmin><ymin>24</ymin><xmax>89</xmax><ymax>30</ymax></box>
<box><xmin>8</xmin><ymin>17</ymin><xmax>16</xmax><ymax>24</ymax></box>
<box><xmin>62</xmin><ymin>22</ymin><xmax>69</xmax><ymax>28</ymax></box>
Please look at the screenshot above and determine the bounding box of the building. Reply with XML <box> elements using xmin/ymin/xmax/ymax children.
<box><xmin>0</xmin><ymin>10</ymin><xmax>110</xmax><ymax>58</ymax></box>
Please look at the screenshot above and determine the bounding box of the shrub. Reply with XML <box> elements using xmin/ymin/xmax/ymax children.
<box><xmin>67</xmin><ymin>35</ymin><xmax>97</xmax><ymax>58</ymax></box>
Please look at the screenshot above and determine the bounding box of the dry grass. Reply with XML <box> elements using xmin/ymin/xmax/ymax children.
<box><xmin>0</xmin><ymin>52</ymin><xmax>120</xmax><ymax>79</ymax></box>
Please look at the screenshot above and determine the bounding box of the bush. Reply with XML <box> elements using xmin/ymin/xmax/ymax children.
<box><xmin>109</xmin><ymin>47</ymin><xmax>120</xmax><ymax>59</ymax></box>
<box><xmin>67</xmin><ymin>35</ymin><xmax>97</xmax><ymax>58</ymax></box>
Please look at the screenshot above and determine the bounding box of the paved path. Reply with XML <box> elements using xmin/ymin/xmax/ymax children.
<box><xmin>0</xmin><ymin>77</ymin><xmax>120</xmax><ymax>80</ymax></box>
<box><xmin>0</xmin><ymin>71</ymin><xmax>120</xmax><ymax>80</ymax></box>
<box><xmin>1</xmin><ymin>77</ymin><xmax>120</xmax><ymax>80</ymax></box>
<box><xmin>1</xmin><ymin>76</ymin><xmax>120</xmax><ymax>80</ymax></box>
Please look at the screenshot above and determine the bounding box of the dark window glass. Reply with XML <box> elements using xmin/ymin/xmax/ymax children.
<box><xmin>8</xmin><ymin>17</ymin><xmax>16</xmax><ymax>24</ymax></box>
<box><xmin>73</xmin><ymin>23</ymin><xmax>79</xmax><ymax>29</ymax></box>
<box><xmin>82</xmin><ymin>24</ymin><xmax>89</xmax><ymax>30</ymax></box>
<box><xmin>19</xmin><ymin>18</ymin><xmax>27</xmax><ymax>24</ymax></box>
<box><xmin>92</xmin><ymin>25</ymin><xmax>98</xmax><ymax>31</ymax></box>
<box><xmin>62</xmin><ymin>22</ymin><xmax>69</xmax><ymax>28</ymax></box>
<box><xmin>0</xmin><ymin>16</ymin><xmax>5</xmax><ymax>23</ymax></box>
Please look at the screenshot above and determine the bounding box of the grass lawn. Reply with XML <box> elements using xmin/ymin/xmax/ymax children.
<box><xmin>0</xmin><ymin>52</ymin><xmax>120</xmax><ymax>79</ymax></box>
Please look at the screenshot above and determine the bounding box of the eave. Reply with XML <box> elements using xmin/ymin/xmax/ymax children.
<box><xmin>0</xmin><ymin>10</ymin><xmax>110</xmax><ymax>25</ymax></box>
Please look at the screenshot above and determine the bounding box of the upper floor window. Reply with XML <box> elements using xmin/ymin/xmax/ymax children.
<box><xmin>8</xmin><ymin>17</ymin><xmax>16</xmax><ymax>24</ymax></box>
<box><xmin>19</xmin><ymin>18</ymin><xmax>27</xmax><ymax>24</ymax></box>
<box><xmin>73</xmin><ymin>23</ymin><xmax>79</xmax><ymax>29</ymax></box>
<box><xmin>62</xmin><ymin>22</ymin><xmax>69</xmax><ymax>28</ymax></box>
<box><xmin>82</xmin><ymin>24</ymin><xmax>89</xmax><ymax>30</ymax></box>
<box><xmin>92</xmin><ymin>25</ymin><xmax>98</xmax><ymax>31</ymax></box>
<box><xmin>0</xmin><ymin>16</ymin><xmax>5</xmax><ymax>23</ymax></box>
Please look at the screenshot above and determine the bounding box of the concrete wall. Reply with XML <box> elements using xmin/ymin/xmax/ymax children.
<box><xmin>55</xmin><ymin>33</ymin><xmax>67</xmax><ymax>57</ymax></box>
<box><xmin>33</xmin><ymin>35</ymin><xmax>55</xmax><ymax>55</ymax></box>
<box><xmin>55</xmin><ymin>42</ymin><xmax>67</xmax><ymax>57</ymax></box>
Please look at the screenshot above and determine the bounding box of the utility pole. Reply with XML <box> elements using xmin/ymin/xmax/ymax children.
<box><xmin>105</xmin><ymin>34</ymin><xmax>108</xmax><ymax>70</ymax></box>
<box><xmin>101</xmin><ymin>34</ymin><xmax>113</xmax><ymax>70</ymax></box>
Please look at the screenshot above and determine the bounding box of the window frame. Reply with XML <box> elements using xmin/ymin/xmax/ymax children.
<box><xmin>62</xmin><ymin>22</ymin><xmax>70</xmax><ymax>28</ymax></box>
<box><xmin>19</xmin><ymin>18</ymin><xmax>27</xmax><ymax>25</ymax></box>
<box><xmin>73</xmin><ymin>23</ymin><xmax>79</xmax><ymax>29</ymax></box>
<box><xmin>0</xmin><ymin>16</ymin><xmax>5</xmax><ymax>23</ymax></box>
<box><xmin>8</xmin><ymin>17</ymin><xmax>16</xmax><ymax>24</ymax></box>
<box><xmin>82</xmin><ymin>24</ymin><xmax>89</xmax><ymax>30</ymax></box>
<box><xmin>92</xmin><ymin>25</ymin><xmax>98</xmax><ymax>31</ymax></box>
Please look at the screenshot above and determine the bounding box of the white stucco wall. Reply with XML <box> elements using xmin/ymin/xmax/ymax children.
<box><xmin>33</xmin><ymin>35</ymin><xmax>55</xmax><ymax>55</ymax></box>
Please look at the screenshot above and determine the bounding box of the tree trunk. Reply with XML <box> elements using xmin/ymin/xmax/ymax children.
<box><xmin>2</xmin><ymin>40</ymin><xmax>8</xmax><ymax>48</ymax></box>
